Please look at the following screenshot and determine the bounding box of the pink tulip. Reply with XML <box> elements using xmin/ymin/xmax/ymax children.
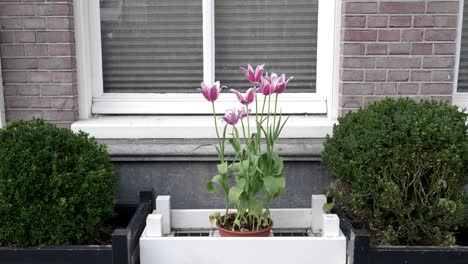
<box><xmin>239</xmin><ymin>107</ymin><xmax>250</xmax><ymax>119</ymax></box>
<box><xmin>240</xmin><ymin>64</ymin><xmax>264</xmax><ymax>84</ymax></box>
<box><xmin>223</xmin><ymin>108</ymin><xmax>240</xmax><ymax>125</ymax></box>
<box><xmin>230</xmin><ymin>88</ymin><xmax>256</xmax><ymax>105</ymax></box>
<box><xmin>258</xmin><ymin>76</ymin><xmax>274</xmax><ymax>96</ymax></box>
<box><xmin>275</xmin><ymin>74</ymin><xmax>293</xmax><ymax>94</ymax></box>
<box><xmin>200</xmin><ymin>81</ymin><xmax>222</xmax><ymax>102</ymax></box>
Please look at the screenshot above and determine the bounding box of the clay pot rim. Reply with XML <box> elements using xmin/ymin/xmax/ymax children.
<box><xmin>216</xmin><ymin>219</ymin><xmax>273</xmax><ymax>236</ymax></box>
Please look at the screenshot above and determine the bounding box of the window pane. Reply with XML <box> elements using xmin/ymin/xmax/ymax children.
<box><xmin>215</xmin><ymin>0</ymin><xmax>318</xmax><ymax>92</ymax></box>
<box><xmin>100</xmin><ymin>0</ymin><xmax>203</xmax><ymax>93</ymax></box>
<box><xmin>458</xmin><ymin>1</ymin><xmax>468</xmax><ymax>92</ymax></box>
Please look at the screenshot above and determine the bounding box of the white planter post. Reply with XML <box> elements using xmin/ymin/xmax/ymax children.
<box><xmin>156</xmin><ymin>196</ymin><xmax>171</xmax><ymax>235</ymax></box>
<box><xmin>311</xmin><ymin>194</ymin><xmax>327</xmax><ymax>233</ymax></box>
<box><xmin>322</xmin><ymin>214</ymin><xmax>340</xmax><ymax>237</ymax></box>
<box><xmin>145</xmin><ymin>214</ymin><xmax>163</xmax><ymax>237</ymax></box>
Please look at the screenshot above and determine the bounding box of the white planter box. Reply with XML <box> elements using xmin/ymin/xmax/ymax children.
<box><xmin>140</xmin><ymin>195</ymin><xmax>346</xmax><ymax>264</ymax></box>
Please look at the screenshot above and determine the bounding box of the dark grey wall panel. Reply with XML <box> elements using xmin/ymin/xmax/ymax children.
<box><xmin>112</xmin><ymin>160</ymin><xmax>331</xmax><ymax>209</ymax></box>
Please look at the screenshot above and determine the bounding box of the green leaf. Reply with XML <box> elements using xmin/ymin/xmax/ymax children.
<box><xmin>228</xmin><ymin>186</ymin><xmax>245</xmax><ymax>207</ymax></box>
<box><xmin>217</xmin><ymin>162</ymin><xmax>229</xmax><ymax>176</ymax></box>
<box><xmin>209</xmin><ymin>212</ymin><xmax>221</xmax><ymax>225</ymax></box>
<box><xmin>206</xmin><ymin>174</ymin><xmax>224</xmax><ymax>194</ymax></box>
<box><xmin>263</xmin><ymin>176</ymin><xmax>286</xmax><ymax>198</ymax></box>
<box><xmin>323</xmin><ymin>202</ymin><xmax>334</xmax><ymax>213</ymax></box>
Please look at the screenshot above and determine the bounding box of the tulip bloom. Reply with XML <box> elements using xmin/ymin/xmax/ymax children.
<box><xmin>275</xmin><ymin>74</ymin><xmax>293</xmax><ymax>94</ymax></box>
<box><xmin>200</xmin><ymin>81</ymin><xmax>222</xmax><ymax>102</ymax></box>
<box><xmin>258</xmin><ymin>76</ymin><xmax>274</xmax><ymax>96</ymax></box>
<box><xmin>223</xmin><ymin>108</ymin><xmax>240</xmax><ymax>125</ymax></box>
<box><xmin>239</xmin><ymin>107</ymin><xmax>250</xmax><ymax>119</ymax></box>
<box><xmin>231</xmin><ymin>88</ymin><xmax>256</xmax><ymax>105</ymax></box>
<box><xmin>241</xmin><ymin>64</ymin><xmax>264</xmax><ymax>84</ymax></box>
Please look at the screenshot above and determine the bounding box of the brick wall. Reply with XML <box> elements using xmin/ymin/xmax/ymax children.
<box><xmin>0</xmin><ymin>0</ymin><xmax>77</xmax><ymax>128</ymax></box>
<box><xmin>340</xmin><ymin>0</ymin><xmax>459</xmax><ymax>116</ymax></box>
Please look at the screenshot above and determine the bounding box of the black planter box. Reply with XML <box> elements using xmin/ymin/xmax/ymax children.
<box><xmin>0</xmin><ymin>190</ymin><xmax>154</xmax><ymax>264</ymax></box>
<box><xmin>335</xmin><ymin>208</ymin><xmax>468</xmax><ymax>264</ymax></box>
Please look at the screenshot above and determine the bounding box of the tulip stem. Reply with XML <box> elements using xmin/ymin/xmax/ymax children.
<box><xmin>211</xmin><ymin>102</ymin><xmax>223</xmax><ymax>162</ymax></box>
<box><xmin>273</xmin><ymin>93</ymin><xmax>278</xmax><ymax>131</ymax></box>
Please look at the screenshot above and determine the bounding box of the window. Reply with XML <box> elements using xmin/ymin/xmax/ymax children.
<box><xmin>455</xmin><ymin>0</ymin><xmax>468</xmax><ymax>109</ymax></box>
<box><xmin>72</xmin><ymin>0</ymin><xmax>340</xmax><ymax>138</ymax></box>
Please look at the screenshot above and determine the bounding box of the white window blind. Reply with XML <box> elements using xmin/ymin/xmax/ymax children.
<box><xmin>99</xmin><ymin>0</ymin><xmax>203</xmax><ymax>93</ymax></box>
<box><xmin>215</xmin><ymin>0</ymin><xmax>318</xmax><ymax>92</ymax></box>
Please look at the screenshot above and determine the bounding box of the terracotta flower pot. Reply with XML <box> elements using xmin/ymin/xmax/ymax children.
<box><xmin>216</xmin><ymin>220</ymin><xmax>273</xmax><ymax>237</ymax></box>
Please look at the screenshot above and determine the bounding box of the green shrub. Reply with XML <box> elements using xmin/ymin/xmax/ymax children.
<box><xmin>322</xmin><ymin>98</ymin><xmax>467</xmax><ymax>246</ymax></box>
<box><xmin>0</xmin><ymin>119</ymin><xmax>117</xmax><ymax>246</ymax></box>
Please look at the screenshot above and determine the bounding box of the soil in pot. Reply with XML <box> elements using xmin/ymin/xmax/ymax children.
<box><xmin>216</xmin><ymin>213</ymin><xmax>273</xmax><ymax>237</ymax></box>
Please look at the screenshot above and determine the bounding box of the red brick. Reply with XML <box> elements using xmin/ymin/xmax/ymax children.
<box><xmin>37</xmin><ymin>32</ymin><xmax>74</xmax><ymax>43</ymax></box>
<box><xmin>0</xmin><ymin>32</ymin><xmax>14</xmax><ymax>43</ymax></box>
<box><xmin>376</xmin><ymin>57</ymin><xmax>421</xmax><ymax>69</ymax></box>
<box><xmin>40</xmin><ymin>84</ymin><xmax>75</xmax><ymax>96</ymax></box>
<box><xmin>0</xmin><ymin>4</ymin><xmax>35</xmax><ymax>16</ymax></box>
<box><xmin>343</xmin><ymin>2</ymin><xmax>378</xmax><ymax>14</ymax></box>
<box><xmin>423</xmin><ymin>57</ymin><xmax>454</xmax><ymax>68</ymax></box>
<box><xmin>52</xmin><ymin>72</ymin><xmax>76</xmax><ymax>83</ymax></box>
<box><xmin>38</xmin><ymin>58</ymin><xmax>75</xmax><ymax>69</ymax></box>
<box><xmin>389</xmin><ymin>16</ymin><xmax>412</xmax><ymax>27</ymax></box>
<box><xmin>6</xmin><ymin>110</ymin><xmax>42</xmax><ymax>121</ymax></box>
<box><xmin>2</xmin><ymin>58</ymin><xmax>38</xmax><ymax>69</ymax></box>
<box><xmin>343</xmin><ymin>30</ymin><xmax>377</xmax><ymax>41</ymax></box>
<box><xmin>341</xmin><ymin>83</ymin><xmax>374</xmax><ymax>95</ymax></box>
<box><xmin>410</xmin><ymin>71</ymin><xmax>432</xmax><ymax>81</ymax></box>
<box><xmin>414</xmin><ymin>15</ymin><xmax>457</xmax><ymax>28</ymax></box>
<box><xmin>47</xmin><ymin>17</ymin><xmax>73</xmax><ymax>30</ymax></box>
<box><xmin>30</xmin><ymin>71</ymin><xmax>51</xmax><ymax>83</ymax></box>
<box><xmin>52</xmin><ymin>98</ymin><xmax>76</xmax><ymax>109</ymax></box>
<box><xmin>432</xmin><ymin>70</ymin><xmax>453</xmax><ymax>81</ymax></box>
<box><xmin>380</xmin><ymin>2</ymin><xmax>425</xmax><ymax>14</ymax></box>
<box><xmin>3</xmin><ymin>71</ymin><xmax>28</xmax><ymax>83</ymax></box>
<box><xmin>434</xmin><ymin>43</ymin><xmax>456</xmax><ymax>55</ymax></box>
<box><xmin>24</xmin><ymin>18</ymin><xmax>46</xmax><ymax>29</ymax></box>
<box><xmin>388</xmin><ymin>70</ymin><xmax>409</xmax><ymax>81</ymax></box>
<box><xmin>398</xmin><ymin>83</ymin><xmax>419</xmax><ymax>94</ymax></box>
<box><xmin>42</xmin><ymin>110</ymin><xmax>76</xmax><ymax>121</ymax></box>
<box><xmin>378</xmin><ymin>30</ymin><xmax>400</xmax><ymax>41</ymax></box>
<box><xmin>420</xmin><ymin>83</ymin><xmax>452</xmax><ymax>94</ymax></box>
<box><xmin>342</xmin><ymin>57</ymin><xmax>375</xmax><ymax>69</ymax></box>
<box><xmin>342</xmin><ymin>43</ymin><xmax>365</xmax><ymax>55</ymax></box>
<box><xmin>341</xmin><ymin>96</ymin><xmax>363</xmax><ymax>108</ymax></box>
<box><xmin>341</xmin><ymin>70</ymin><xmax>364</xmax><ymax>81</ymax></box>
<box><xmin>30</xmin><ymin>97</ymin><xmax>52</xmax><ymax>108</ymax></box>
<box><xmin>36</xmin><ymin>4</ymin><xmax>72</xmax><ymax>16</ymax></box>
<box><xmin>367</xmin><ymin>16</ymin><xmax>388</xmax><ymax>28</ymax></box>
<box><xmin>4</xmin><ymin>85</ymin><xmax>18</xmax><ymax>96</ymax></box>
<box><xmin>48</xmin><ymin>44</ymin><xmax>74</xmax><ymax>56</ymax></box>
<box><xmin>0</xmin><ymin>18</ymin><xmax>23</xmax><ymax>29</ymax></box>
<box><xmin>401</xmin><ymin>29</ymin><xmax>423</xmax><ymax>41</ymax></box>
<box><xmin>364</xmin><ymin>70</ymin><xmax>387</xmax><ymax>82</ymax></box>
<box><xmin>25</xmin><ymin>45</ymin><xmax>48</xmax><ymax>56</ymax></box>
<box><xmin>427</xmin><ymin>1</ymin><xmax>458</xmax><ymax>14</ymax></box>
<box><xmin>389</xmin><ymin>43</ymin><xmax>411</xmax><ymax>55</ymax></box>
<box><xmin>425</xmin><ymin>29</ymin><xmax>457</xmax><ymax>41</ymax></box>
<box><xmin>375</xmin><ymin>83</ymin><xmax>397</xmax><ymax>95</ymax></box>
<box><xmin>411</xmin><ymin>43</ymin><xmax>433</xmax><ymax>55</ymax></box>
<box><xmin>6</xmin><ymin>96</ymin><xmax>29</xmax><ymax>108</ymax></box>
<box><xmin>364</xmin><ymin>96</ymin><xmax>390</xmax><ymax>107</ymax></box>
<box><xmin>2</xmin><ymin>45</ymin><xmax>25</xmax><ymax>57</ymax></box>
<box><xmin>18</xmin><ymin>85</ymin><xmax>40</xmax><ymax>96</ymax></box>
<box><xmin>14</xmin><ymin>32</ymin><xmax>36</xmax><ymax>43</ymax></box>
<box><xmin>366</xmin><ymin>43</ymin><xmax>387</xmax><ymax>55</ymax></box>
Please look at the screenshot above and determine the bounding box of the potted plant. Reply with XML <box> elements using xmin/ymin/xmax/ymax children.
<box><xmin>0</xmin><ymin>119</ymin><xmax>154</xmax><ymax>264</ymax></box>
<box><xmin>322</xmin><ymin>98</ymin><xmax>468</xmax><ymax>264</ymax></box>
<box><xmin>199</xmin><ymin>64</ymin><xmax>292</xmax><ymax>236</ymax></box>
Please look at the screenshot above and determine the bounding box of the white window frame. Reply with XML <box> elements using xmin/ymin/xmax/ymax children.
<box><xmin>74</xmin><ymin>0</ymin><xmax>339</xmax><ymax>118</ymax></box>
<box><xmin>454</xmin><ymin>0</ymin><xmax>468</xmax><ymax>110</ymax></box>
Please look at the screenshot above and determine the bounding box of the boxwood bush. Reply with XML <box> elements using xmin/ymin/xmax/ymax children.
<box><xmin>0</xmin><ymin>119</ymin><xmax>117</xmax><ymax>246</ymax></box>
<box><xmin>323</xmin><ymin>98</ymin><xmax>467</xmax><ymax>246</ymax></box>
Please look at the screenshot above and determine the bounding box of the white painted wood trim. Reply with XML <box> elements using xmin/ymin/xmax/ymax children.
<box><xmin>0</xmin><ymin>59</ymin><xmax>5</xmax><ymax>127</ymax></box>
<box><xmin>203</xmin><ymin>0</ymin><xmax>215</xmax><ymax>85</ymax></box>
<box><xmin>71</xmin><ymin>115</ymin><xmax>335</xmax><ymax>139</ymax></box>
<box><xmin>92</xmin><ymin>93</ymin><xmax>327</xmax><ymax>114</ymax></box>
<box><xmin>75</xmin><ymin>0</ymin><xmax>337</xmax><ymax>115</ymax></box>
<box><xmin>330</xmin><ymin>0</ymin><xmax>342</xmax><ymax>120</ymax></box>
<box><xmin>454</xmin><ymin>0</ymin><xmax>468</xmax><ymax>111</ymax></box>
